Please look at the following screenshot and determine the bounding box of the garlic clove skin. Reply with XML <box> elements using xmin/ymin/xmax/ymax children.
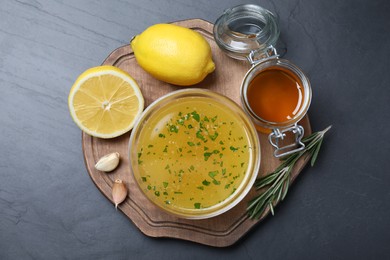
<box><xmin>95</xmin><ymin>152</ymin><xmax>120</xmax><ymax>172</ymax></box>
<box><xmin>112</xmin><ymin>179</ymin><xmax>127</xmax><ymax>209</ymax></box>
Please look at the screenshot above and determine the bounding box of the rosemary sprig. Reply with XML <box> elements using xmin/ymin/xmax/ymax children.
<box><xmin>247</xmin><ymin>125</ymin><xmax>332</xmax><ymax>219</ymax></box>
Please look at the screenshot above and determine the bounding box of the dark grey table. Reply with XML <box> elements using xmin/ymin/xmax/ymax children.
<box><xmin>1</xmin><ymin>0</ymin><xmax>389</xmax><ymax>259</ymax></box>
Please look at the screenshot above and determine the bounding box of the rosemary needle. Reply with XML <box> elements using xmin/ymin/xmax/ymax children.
<box><xmin>247</xmin><ymin>125</ymin><xmax>332</xmax><ymax>219</ymax></box>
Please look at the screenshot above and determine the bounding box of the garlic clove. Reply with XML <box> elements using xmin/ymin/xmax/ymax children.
<box><xmin>112</xmin><ymin>179</ymin><xmax>127</xmax><ymax>209</ymax></box>
<box><xmin>95</xmin><ymin>152</ymin><xmax>120</xmax><ymax>172</ymax></box>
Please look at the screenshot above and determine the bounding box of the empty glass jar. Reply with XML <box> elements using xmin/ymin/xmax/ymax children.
<box><xmin>214</xmin><ymin>4</ymin><xmax>280</xmax><ymax>61</ymax></box>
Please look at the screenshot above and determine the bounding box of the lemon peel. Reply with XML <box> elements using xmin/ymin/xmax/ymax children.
<box><xmin>131</xmin><ymin>24</ymin><xmax>215</xmax><ymax>86</ymax></box>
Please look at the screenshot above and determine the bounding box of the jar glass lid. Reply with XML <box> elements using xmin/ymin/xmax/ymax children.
<box><xmin>213</xmin><ymin>4</ymin><xmax>280</xmax><ymax>61</ymax></box>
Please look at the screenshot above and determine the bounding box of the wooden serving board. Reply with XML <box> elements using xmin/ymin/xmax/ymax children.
<box><xmin>82</xmin><ymin>19</ymin><xmax>312</xmax><ymax>247</ymax></box>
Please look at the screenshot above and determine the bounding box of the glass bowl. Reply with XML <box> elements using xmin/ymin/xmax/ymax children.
<box><xmin>129</xmin><ymin>89</ymin><xmax>260</xmax><ymax>219</ymax></box>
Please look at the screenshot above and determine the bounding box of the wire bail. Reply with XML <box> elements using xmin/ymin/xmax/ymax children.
<box><xmin>268</xmin><ymin>124</ymin><xmax>305</xmax><ymax>158</ymax></box>
<box><xmin>246</xmin><ymin>45</ymin><xmax>279</xmax><ymax>66</ymax></box>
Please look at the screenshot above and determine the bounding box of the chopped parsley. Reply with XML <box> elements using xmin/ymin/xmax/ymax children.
<box><xmin>202</xmin><ymin>180</ymin><xmax>211</xmax><ymax>186</ymax></box>
<box><xmin>196</xmin><ymin>130</ymin><xmax>207</xmax><ymax>142</ymax></box>
<box><xmin>204</xmin><ymin>152</ymin><xmax>212</xmax><ymax>161</ymax></box>
<box><xmin>191</xmin><ymin>111</ymin><xmax>200</xmax><ymax>122</ymax></box>
<box><xmin>209</xmin><ymin>132</ymin><xmax>219</xmax><ymax>141</ymax></box>
<box><xmin>230</xmin><ymin>146</ymin><xmax>239</xmax><ymax>152</ymax></box>
<box><xmin>208</xmin><ymin>170</ymin><xmax>219</xmax><ymax>178</ymax></box>
<box><xmin>169</xmin><ymin>124</ymin><xmax>179</xmax><ymax>133</ymax></box>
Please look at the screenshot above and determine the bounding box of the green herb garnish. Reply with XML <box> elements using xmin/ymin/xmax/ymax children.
<box><xmin>247</xmin><ymin>126</ymin><xmax>331</xmax><ymax>219</ymax></box>
<box><xmin>209</xmin><ymin>132</ymin><xmax>219</xmax><ymax>141</ymax></box>
<box><xmin>208</xmin><ymin>170</ymin><xmax>219</xmax><ymax>178</ymax></box>
<box><xmin>191</xmin><ymin>111</ymin><xmax>200</xmax><ymax>122</ymax></box>
<box><xmin>169</xmin><ymin>125</ymin><xmax>179</xmax><ymax>133</ymax></box>
<box><xmin>230</xmin><ymin>146</ymin><xmax>239</xmax><ymax>152</ymax></box>
<box><xmin>202</xmin><ymin>180</ymin><xmax>210</xmax><ymax>186</ymax></box>
<box><xmin>204</xmin><ymin>152</ymin><xmax>212</xmax><ymax>161</ymax></box>
<box><xmin>196</xmin><ymin>130</ymin><xmax>207</xmax><ymax>142</ymax></box>
<box><xmin>212</xmin><ymin>179</ymin><xmax>221</xmax><ymax>185</ymax></box>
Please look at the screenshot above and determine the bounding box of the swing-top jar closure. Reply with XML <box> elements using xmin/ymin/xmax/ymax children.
<box><xmin>214</xmin><ymin>4</ymin><xmax>312</xmax><ymax>158</ymax></box>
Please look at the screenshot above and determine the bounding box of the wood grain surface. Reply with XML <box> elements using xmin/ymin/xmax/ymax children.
<box><xmin>82</xmin><ymin>19</ymin><xmax>312</xmax><ymax>247</ymax></box>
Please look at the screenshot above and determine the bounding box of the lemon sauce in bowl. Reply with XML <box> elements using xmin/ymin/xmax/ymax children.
<box><xmin>129</xmin><ymin>89</ymin><xmax>260</xmax><ymax>219</ymax></box>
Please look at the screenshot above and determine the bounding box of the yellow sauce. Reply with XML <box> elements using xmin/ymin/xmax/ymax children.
<box><xmin>135</xmin><ymin>97</ymin><xmax>251</xmax><ymax>211</ymax></box>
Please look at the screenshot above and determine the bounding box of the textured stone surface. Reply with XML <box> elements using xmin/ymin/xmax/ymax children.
<box><xmin>0</xmin><ymin>0</ymin><xmax>389</xmax><ymax>259</ymax></box>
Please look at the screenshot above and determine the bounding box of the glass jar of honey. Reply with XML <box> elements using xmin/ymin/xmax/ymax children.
<box><xmin>214</xmin><ymin>4</ymin><xmax>312</xmax><ymax>157</ymax></box>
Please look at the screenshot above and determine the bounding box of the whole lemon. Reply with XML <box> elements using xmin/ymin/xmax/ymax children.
<box><xmin>131</xmin><ymin>24</ymin><xmax>215</xmax><ymax>86</ymax></box>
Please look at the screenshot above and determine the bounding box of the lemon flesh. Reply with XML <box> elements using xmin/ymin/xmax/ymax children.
<box><xmin>68</xmin><ymin>66</ymin><xmax>144</xmax><ymax>139</ymax></box>
<box><xmin>131</xmin><ymin>23</ymin><xmax>215</xmax><ymax>86</ymax></box>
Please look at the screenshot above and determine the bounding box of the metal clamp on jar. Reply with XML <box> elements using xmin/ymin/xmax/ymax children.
<box><xmin>214</xmin><ymin>4</ymin><xmax>312</xmax><ymax>158</ymax></box>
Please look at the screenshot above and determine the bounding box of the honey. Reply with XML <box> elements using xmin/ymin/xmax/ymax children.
<box><xmin>247</xmin><ymin>67</ymin><xmax>303</xmax><ymax>123</ymax></box>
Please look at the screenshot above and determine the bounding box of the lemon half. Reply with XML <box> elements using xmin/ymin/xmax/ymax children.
<box><xmin>68</xmin><ymin>66</ymin><xmax>144</xmax><ymax>138</ymax></box>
